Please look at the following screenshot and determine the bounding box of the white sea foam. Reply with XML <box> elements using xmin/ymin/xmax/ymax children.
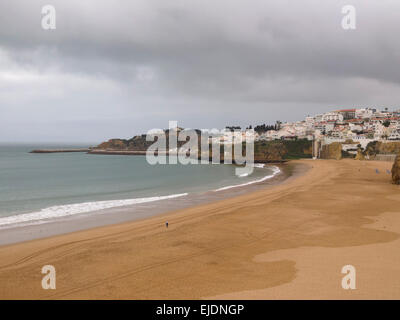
<box><xmin>0</xmin><ymin>193</ymin><xmax>188</xmax><ymax>227</ymax></box>
<box><xmin>238</xmin><ymin>172</ymin><xmax>250</xmax><ymax>177</ymax></box>
<box><xmin>237</xmin><ymin>164</ymin><xmax>265</xmax><ymax>177</ymax></box>
<box><xmin>214</xmin><ymin>166</ymin><xmax>281</xmax><ymax>192</ymax></box>
<box><xmin>253</xmin><ymin>163</ymin><xmax>265</xmax><ymax>168</ymax></box>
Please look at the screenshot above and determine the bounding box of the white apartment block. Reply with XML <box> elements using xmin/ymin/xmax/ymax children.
<box><xmin>251</xmin><ymin>107</ymin><xmax>400</xmax><ymax>144</ymax></box>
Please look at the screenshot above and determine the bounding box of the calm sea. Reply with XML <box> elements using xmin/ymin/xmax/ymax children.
<box><xmin>0</xmin><ymin>144</ymin><xmax>279</xmax><ymax>227</ymax></box>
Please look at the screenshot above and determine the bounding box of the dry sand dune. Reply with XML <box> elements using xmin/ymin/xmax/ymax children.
<box><xmin>0</xmin><ymin>159</ymin><xmax>399</xmax><ymax>299</ymax></box>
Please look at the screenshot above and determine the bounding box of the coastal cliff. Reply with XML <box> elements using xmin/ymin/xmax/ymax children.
<box><xmin>364</xmin><ymin>141</ymin><xmax>400</xmax><ymax>158</ymax></box>
<box><xmin>392</xmin><ymin>154</ymin><xmax>400</xmax><ymax>184</ymax></box>
<box><xmin>318</xmin><ymin>141</ymin><xmax>400</xmax><ymax>161</ymax></box>
<box><xmin>96</xmin><ymin>137</ymin><xmax>155</xmax><ymax>151</ymax></box>
<box><xmin>94</xmin><ymin>135</ymin><xmax>312</xmax><ymax>162</ymax></box>
<box><xmin>95</xmin><ymin>130</ymin><xmax>202</xmax><ymax>152</ymax></box>
<box><xmin>320</xmin><ymin>142</ymin><xmax>342</xmax><ymax>160</ymax></box>
<box><xmin>354</xmin><ymin>148</ymin><xmax>365</xmax><ymax>160</ymax></box>
<box><xmin>254</xmin><ymin>140</ymin><xmax>312</xmax><ymax>161</ymax></box>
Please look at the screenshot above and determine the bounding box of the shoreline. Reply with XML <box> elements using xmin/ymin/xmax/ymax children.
<box><xmin>1</xmin><ymin>159</ymin><xmax>399</xmax><ymax>299</ymax></box>
<box><xmin>0</xmin><ymin>163</ymin><xmax>300</xmax><ymax>246</ymax></box>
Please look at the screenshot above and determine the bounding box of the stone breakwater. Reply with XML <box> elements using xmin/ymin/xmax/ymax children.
<box><xmin>30</xmin><ymin>149</ymin><xmax>90</xmax><ymax>153</ymax></box>
<box><xmin>88</xmin><ymin>150</ymin><xmax>148</xmax><ymax>155</ymax></box>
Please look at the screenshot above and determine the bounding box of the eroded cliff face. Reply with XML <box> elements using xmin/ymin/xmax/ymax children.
<box><xmin>392</xmin><ymin>154</ymin><xmax>400</xmax><ymax>185</ymax></box>
<box><xmin>95</xmin><ymin>135</ymin><xmax>313</xmax><ymax>162</ymax></box>
<box><xmin>377</xmin><ymin>142</ymin><xmax>400</xmax><ymax>154</ymax></box>
<box><xmin>354</xmin><ymin>148</ymin><xmax>365</xmax><ymax>160</ymax></box>
<box><xmin>365</xmin><ymin>141</ymin><xmax>400</xmax><ymax>158</ymax></box>
<box><xmin>254</xmin><ymin>139</ymin><xmax>312</xmax><ymax>161</ymax></box>
<box><xmin>254</xmin><ymin>142</ymin><xmax>288</xmax><ymax>162</ymax></box>
<box><xmin>320</xmin><ymin>142</ymin><xmax>342</xmax><ymax>160</ymax></box>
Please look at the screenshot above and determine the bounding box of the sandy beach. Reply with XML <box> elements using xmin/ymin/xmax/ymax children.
<box><xmin>0</xmin><ymin>159</ymin><xmax>399</xmax><ymax>299</ymax></box>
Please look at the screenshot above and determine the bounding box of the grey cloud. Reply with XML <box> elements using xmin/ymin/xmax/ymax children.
<box><xmin>1</xmin><ymin>0</ymin><xmax>400</xmax><ymax>142</ymax></box>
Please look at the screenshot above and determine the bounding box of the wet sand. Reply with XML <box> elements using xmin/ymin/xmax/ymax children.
<box><xmin>0</xmin><ymin>159</ymin><xmax>399</xmax><ymax>299</ymax></box>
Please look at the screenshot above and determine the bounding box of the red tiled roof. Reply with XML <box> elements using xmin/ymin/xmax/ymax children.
<box><xmin>345</xmin><ymin>119</ymin><xmax>362</xmax><ymax>123</ymax></box>
<box><xmin>371</xmin><ymin>117</ymin><xmax>400</xmax><ymax>121</ymax></box>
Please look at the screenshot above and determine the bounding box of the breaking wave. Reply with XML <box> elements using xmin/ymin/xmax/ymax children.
<box><xmin>0</xmin><ymin>193</ymin><xmax>188</xmax><ymax>227</ymax></box>
<box><xmin>214</xmin><ymin>166</ymin><xmax>281</xmax><ymax>192</ymax></box>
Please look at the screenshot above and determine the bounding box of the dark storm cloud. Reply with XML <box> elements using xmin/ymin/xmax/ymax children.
<box><xmin>1</xmin><ymin>0</ymin><xmax>400</xmax><ymax>142</ymax></box>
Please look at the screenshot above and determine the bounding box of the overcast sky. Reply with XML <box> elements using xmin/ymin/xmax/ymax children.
<box><xmin>1</xmin><ymin>0</ymin><xmax>400</xmax><ymax>143</ymax></box>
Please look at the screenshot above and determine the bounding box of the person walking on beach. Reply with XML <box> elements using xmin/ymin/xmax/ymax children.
<box><xmin>166</xmin><ymin>221</ymin><xmax>169</xmax><ymax>229</ymax></box>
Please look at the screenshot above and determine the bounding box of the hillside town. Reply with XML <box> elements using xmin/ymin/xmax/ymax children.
<box><xmin>254</xmin><ymin>108</ymin><xmax>400</xmax><ymax>147</ymax></box>
<box><xmin>91</xmin><ymin>107</ymin><xmax>400</xmax><ymax>161</ymax></box>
